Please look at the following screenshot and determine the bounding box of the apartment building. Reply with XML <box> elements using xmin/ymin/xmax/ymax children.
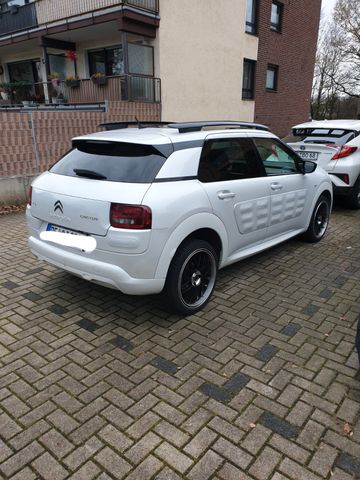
<box><xmin>0</xmin><ymin>0</ymin><xmax>320</xmax><ymax>134</ymax></box>
<box><xmin>253</xmin><ymin>0</ymin><xmax>321</xmax><ymax>135</ymax></box>
<box><xmin>0</xmin><ymin>0</ymin><xmax>162</xmax><ymax>106</ymax></box>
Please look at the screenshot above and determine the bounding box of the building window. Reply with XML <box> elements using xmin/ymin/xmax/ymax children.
<box><xmin>242</xmin><ymin>59</ymin><xmax>256</xmax><ymax>100</ymax></box>
<box><xmin>128</xmin><ymin>43</ymin><xmax>154</xmax><ymax>76</ymax></box>
<box><xmin>270</xmin><ymin>1</ymin><xmax>283</xmax><ymax>32</ymax></box>
<box><xmin>88</xmin><ymin>46</ymin><xmax>124</xmax><ymax>77</ymax></box>
<box><xmin>245</xmin><ymin>0</ymin><xmax>258</xmax><ymax>34</ymax></box>
<box><xmin>266</xmin><ymin>64</ymin><xmax>279</xmax><ymax>91</ymax></box>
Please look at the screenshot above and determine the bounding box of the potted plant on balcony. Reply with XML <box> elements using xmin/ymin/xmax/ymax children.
<box><xmin>8</xmin><ymin>80</ymin><xmax>33</xmax><ymax>106</ymax></box>
<box><xmin>49</xmin><ymin>72</ymin><xmax>60</xmax><ymax>88</ymax></box>
<box><xmin>91</xmin><ymin>72</ymin><xmax>107</xmax><ymax>86</ymax></box>
<box><xmin>65</xmin><ymin>75</ymin><xmax>80</xmax><ymax>88</ymax></box>
<box><xmin>0</xmin><ymin>82</ymin><xmax>11</xmax><ymax>101</ymax></box>
<box><xmin>52</xmin><ymin>92</ymin><xmax>66</xmax><ymax>105</ymax></box>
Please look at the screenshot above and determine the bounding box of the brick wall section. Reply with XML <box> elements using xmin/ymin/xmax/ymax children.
<box><xmin>0</xmin><ymin>101</ymin><xmax>161</xmax><ymax>177</ymax></box>
<box><xmin>0</xmin><ymin>113</ymin><xmax>35</xmax><ymax>177</ymax></box>
<box><xmin>254</xmin><ymin>0</ymin><xmax>321</xmax><ymax>137</ymax></box>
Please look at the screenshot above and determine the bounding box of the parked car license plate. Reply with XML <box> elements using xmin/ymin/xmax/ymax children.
<box><xmin>297</xmin><ymin>151</ymin><xmax>318</xmax><ymax>160</ymax></box>
<box><xmin>47</xmin><ymin>223</ymin><xmax>80</xmax><ymax>235</ymax></box>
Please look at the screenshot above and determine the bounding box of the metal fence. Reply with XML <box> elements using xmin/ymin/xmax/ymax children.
<box><xmin>0</xmin><ymin>75</ymin><xmax>161</xmax><ymax>107</ymax></box>
<box><xmin>0</xmin><ymin>2</ymin><xmax>38</xmax><ymax>36</ymax></box>
<box><xmin>125</xmin><ymin>0</ymin><xmax>159</xmax><ymax>13</ymax></box>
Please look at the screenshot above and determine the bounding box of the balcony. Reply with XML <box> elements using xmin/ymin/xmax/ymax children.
<box><xmin>35</xmin><ymin>0</ymin><xmax>159</xmax><ymax>25</ymax></box>
<box><xmin>0</xmin><ymin>0</ymin><xmax>158</xmax><ymax>38</ymax></box>
<box><xmin>0</xmin><ymin>2</ymin><xmax>38</xmax><ymax>36</ymax></box>
<box><xmin>125</xmin><ymin>0</ymin><xmax>159</xmax><ymax>12</ymax></box>
<box><xmin>0</xmin><ymin>74</ymin><xmax>161</xmax><ymax>108</ymax></box>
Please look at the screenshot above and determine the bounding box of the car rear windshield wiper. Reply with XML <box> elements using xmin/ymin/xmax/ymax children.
<box><xmin>73</xmin><ymin>169</ymin><xmax>107</xmax><ymax>180</ymax></box>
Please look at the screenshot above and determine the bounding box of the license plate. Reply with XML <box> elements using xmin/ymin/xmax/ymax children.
<box><xmin>297</xmin><ymin>151</ymin><xmax>318</xmax><ymax>160</ymax></box>
<box><xmin>47</xmin><ymin>223</ymin><xmax>80</xmax><ymax>235</ymax></box>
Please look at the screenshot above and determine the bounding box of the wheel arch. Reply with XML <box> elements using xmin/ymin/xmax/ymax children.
<box><xmin>304</xmin><ymin>185</ymin><xmax>333</xmax><ymax>232</ymax></box>
<box><xmin>155</xmin><ymin>213</ymin><xmax>228</xmax><ymax>280</ymax></box>
<box><xmin>320</xmin><ymin>189</ymin><xmax>332</xmax><ymax>205</ymax></box>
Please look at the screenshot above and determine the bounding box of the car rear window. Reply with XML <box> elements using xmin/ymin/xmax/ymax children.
<box><xmin>50</xmin><ymin>140</ymin><xmax>172</xmax><ymax>183</ymax></box>
<box><xmin>285</xmin><ymin>128</ymin><xmax>357</xmax><ymax>146</ymax></box>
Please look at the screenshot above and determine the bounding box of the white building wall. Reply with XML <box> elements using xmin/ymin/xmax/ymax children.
<box><xmin>152</xmin><ymin>0</ymin><xmax>258</xmax><ymax>122</ymax></box>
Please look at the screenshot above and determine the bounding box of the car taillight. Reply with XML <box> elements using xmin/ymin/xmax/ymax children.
<box><xmin>110</xmin><ymin>203</ymin><xmax>152</xmax><ymax>230</ymax></box>
<box><xmin>28</xmin><ymin>186</ymin><xmax>32</xmax><ymax>205</ymax></box>
<box><xmin>331</xmin><ymin>145</ymin><xmax>357</xmax><ymax>160</ymax></box>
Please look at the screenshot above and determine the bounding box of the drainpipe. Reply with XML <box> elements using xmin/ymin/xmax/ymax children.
<box><xmin>121</xmin><ymin>31</ymin><xmax>129</xmax><ymax>101</ymax></box>
<box><xmin>29</xmin><ymin>112</ymin><xmax>40</xmax><ymax>174</ymax></box>
<box><xmin>42</xmin><ymin>45</ymin><xmax>50</xmax><ymax>103</ymax></box>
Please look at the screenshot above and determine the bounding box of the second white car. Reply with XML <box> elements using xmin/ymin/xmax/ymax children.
<box><xmin>287</xmin><ymin>119</ymin><xmax>360</xmax><ymax>209</ymax></box>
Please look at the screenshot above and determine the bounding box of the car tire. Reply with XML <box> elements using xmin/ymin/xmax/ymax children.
<box><xmin>302</xmin><ymin>194</ymin><xmax>331</xmax><ymax>243</ymax></box>
<box><xmin>163</xmin><ymin>239</ymin><xmax>218</xmax><ymax>315</ymax></box>
<box><xmin>345</xmin><ymin>176</ymin><xmax>360</xmax><ymax>209</ymax></box>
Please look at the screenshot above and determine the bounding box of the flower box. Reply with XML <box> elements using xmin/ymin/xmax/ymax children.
<box><xmin>91</xmin><ymin>76</ymin><xmax>107</xmax><ymax>86</ymax></box>
<box><xmin>65</xmin><ymin>79</ymin><xmax>80</xmax><ymax>88</ymax></box>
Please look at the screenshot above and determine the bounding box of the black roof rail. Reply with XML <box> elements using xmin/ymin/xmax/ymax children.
<box><xmin>168</xmin><ymin>121</ymin><xmax>269</xmax><ymax>133</ymax></box>
<box><xmin>99</xmin><ymin>121</ymin><xmax>171</xmax><ymax>131</ymax></box>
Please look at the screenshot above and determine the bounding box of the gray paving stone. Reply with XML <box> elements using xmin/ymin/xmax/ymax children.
<box><xmin>259</xmin><ymin>411</ymin><xmax>299</xmax><ymax>440</ymax></box>
<box><xmin>0</xmin><ymin>208</ymin><xmax>360</xmax><ymax>480</ymax></box>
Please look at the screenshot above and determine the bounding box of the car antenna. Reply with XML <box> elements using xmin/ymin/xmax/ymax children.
<box><xmin>135</xmin><ymin>116</ymin><xmax>144</xmax><ymax>129</ymax></box>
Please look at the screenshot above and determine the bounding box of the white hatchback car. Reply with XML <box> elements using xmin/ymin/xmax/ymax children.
<box><xmin>27</xmin><ymin>121</ymin><xmax>333</xmax><ymax>314</ymax></box>
<box><xmin>287</xmin><ymin>120</ymin><xmax>360</xmax><ymax>209</ymax></box>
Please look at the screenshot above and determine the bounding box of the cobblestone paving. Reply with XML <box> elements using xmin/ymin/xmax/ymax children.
<box><xmin>0</xmin><ymin>206</ymin><xmax>360</xmax><ymax>480</ymax></box>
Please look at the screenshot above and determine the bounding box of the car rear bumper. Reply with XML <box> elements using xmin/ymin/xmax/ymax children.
<box><xmin>329</xmin><ymin>173</ymin><xmax>354</xmax><ymax>196</ymax></box>
<box><xmin>28</xmin><ymin>236</ymin><xmax>165</xmax><ymax>295</ymax></box>
<box><xmin>332</xmin><ymin>185</ymin><xmax>352</xmax><ymax>197</ymax></box>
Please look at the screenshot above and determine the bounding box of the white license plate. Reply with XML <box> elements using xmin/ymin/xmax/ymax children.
<box><xmin>47</xmin><ymin>223</ymin><xmax>80</xmax><ymax>235</ymax></box>
<box><xmin>297</xmin><ymin>151</ymin><xmax>319</xmax><ymax>160</ymax></box>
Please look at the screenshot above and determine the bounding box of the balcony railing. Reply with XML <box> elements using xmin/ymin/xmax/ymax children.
<box><xmin>35</xmin><ymin>0</ymin><xmax>159</xmax><ymax>25</ymax></box>
<box><xmin>0</xmin><ymin>2</ymin><xmax>38</xmax><ymax>36</ymax></box>
<box><xmin>125</xmin><ymin>0</ymin><xmax>159</xmax><ymax>12</ymax></box>
<box><xmin>0</xmin><ymin>75</ymin><xmax>161</xmax><ymax>106</ymax></box>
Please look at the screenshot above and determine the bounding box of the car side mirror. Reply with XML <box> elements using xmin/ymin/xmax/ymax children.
<box><xmin>302</xmin><ymin>160</ymin><xmax>317</xmax><ymax>174</ymax></box>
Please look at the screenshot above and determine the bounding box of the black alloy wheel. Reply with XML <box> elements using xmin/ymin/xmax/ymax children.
<box><xmin>164</xmin><ymin>239</ymin><xmax>218</xmax><ymax>315</ymax></box>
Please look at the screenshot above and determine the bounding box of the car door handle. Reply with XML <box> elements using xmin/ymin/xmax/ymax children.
<box><xmin>217</xmin><ymin>191</ymin><xmax>236</xmax><ymax>200</ymax></box>
<box><xmin>270</xmin><ymin>183</ymin><xmax>283</xmax><ymax>191</ymax></box>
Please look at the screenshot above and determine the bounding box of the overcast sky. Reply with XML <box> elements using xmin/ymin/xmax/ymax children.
<box><xmin>322</xmin><ymin>0</ymin><xmax>337</xmax><ymax>18</ymax></box>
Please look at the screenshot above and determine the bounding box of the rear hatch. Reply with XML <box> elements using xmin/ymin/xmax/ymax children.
<box><xmin>30</xmin><ymin>138</ymin><xmax>172</xmax><ymax>236</ymax></box>
<box><xmin>31</xmin><ymin>175</ymin><xmax>151</xmax><ymax>236</ymax></box>
<box><xmin>287</xmin><ymin>126</ymin><xmax>358</xmax><ymax>172</ymax></box>
<box><xmin>288</xmin><ymin>142</ymin><xmax>339</xmax><ymax>171</ymax></box>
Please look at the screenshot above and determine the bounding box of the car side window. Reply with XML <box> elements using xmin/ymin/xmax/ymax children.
<box><xmin>254</xmin><ymin>138</ymin><xmax>300</xmax><ymax>175</ymax></box>
<box><xmin>198</xmin><ymin>138</ymin><xmax>264</xmax><ymax>183</ymax></box>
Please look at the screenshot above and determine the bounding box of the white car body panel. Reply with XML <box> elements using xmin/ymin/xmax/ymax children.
<box><xmin>156</xmin><ymin>148</ymin><xmax>202</xmax><ymax>178</ymax></box>
<box><xmin>28</xmin><ymin>233</ymin><xmax>164</xmax><ymax>294</ymax></box>
<box><xmin>154</xmin><ymin>211</ymin><xmax>229</xmax><ymax>278</ymax></box>
<box><xmin>268</xmin><ymin>174</ymin><xmax>309</xmax><ymax>233</ymax></box>
<box><xmin>201</xmin><ymin>177</ymin><xmax>271</xmax><ymax>256</ymax></box>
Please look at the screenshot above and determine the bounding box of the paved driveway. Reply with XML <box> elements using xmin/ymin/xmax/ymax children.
<box><xmin>0</xmin><ymin>206</ymin><xmax>360</xmax><ymax>480</ymax></box>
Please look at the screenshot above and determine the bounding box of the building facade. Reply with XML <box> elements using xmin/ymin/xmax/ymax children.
<box><xmin>252</xmin><ymin>0</ymin><xmax>322</xmax><ymax>136</ymax></box>
<box><xmin>0</xmin><ymin>0</ymin><xmax>161</xmax><ymax>105</ymax></box>
<box><xmin>0</xmin><ymin>0</ymin><xmax>320</xmax><ymax>136</ymax></box>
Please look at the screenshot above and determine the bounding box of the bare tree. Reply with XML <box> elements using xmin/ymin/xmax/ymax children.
<box><xmin>311</xmin><ymin>23</ymin><xmax>343</xmax><ymax>118</ymax></box>
<box><xmin>331</xmin><ymin>0</ymin><xmax>360</xmax><ymax>98</ymax></box>
<box><xmin>311</xmin><ymin>1</ymin><xmax>360</xmax><ymax>119</ymax></box>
